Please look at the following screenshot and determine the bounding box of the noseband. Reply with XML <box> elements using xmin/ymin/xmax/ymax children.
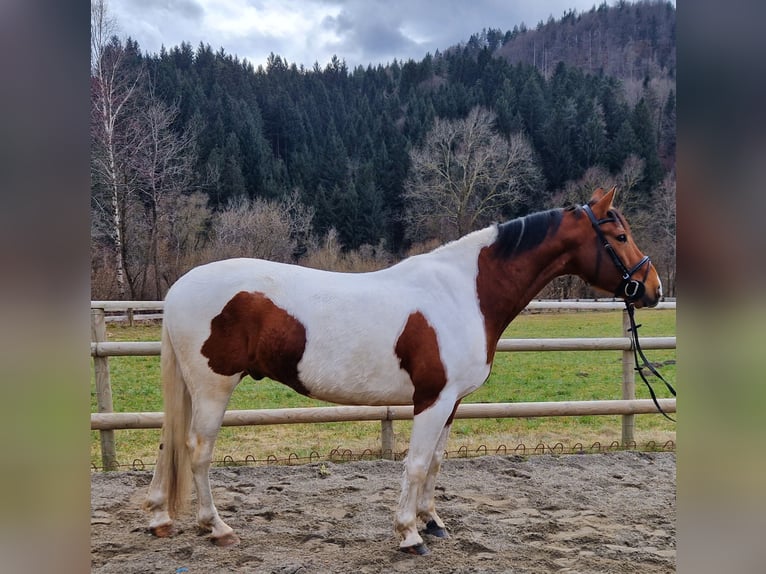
<box><xmin>582</xmin><ymin>204</ymin><xmax>650</xmax><ymax>302</ymax></box>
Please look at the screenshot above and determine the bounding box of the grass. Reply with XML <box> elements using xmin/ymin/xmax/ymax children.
<box><xmin>91</xmin><ymin>308</ymin><xmax>676</xmax><ymax>469</ymax></box>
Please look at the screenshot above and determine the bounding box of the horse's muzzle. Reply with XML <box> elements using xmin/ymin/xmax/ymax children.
<box><xmin>627</xmin><ymin>284</ymin><xmax>661</xmax><ymax>309</ymax></box>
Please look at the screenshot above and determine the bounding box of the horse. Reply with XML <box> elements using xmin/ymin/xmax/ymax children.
<box><xmin>144</xmin><ymin>186</ymin><xmax>662</xmax><ymax>555</ymax></box>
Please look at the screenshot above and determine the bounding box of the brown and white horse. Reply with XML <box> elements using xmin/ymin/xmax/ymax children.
<box><xmin>144</xmin><ymin>187</ymin><xmax>662</xmax><ymax>554</ymax></box>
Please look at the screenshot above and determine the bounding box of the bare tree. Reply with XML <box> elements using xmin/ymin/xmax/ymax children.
<box><xmin>300</xmin><ymin>228</ymin><xmax>343</xmax><ymax>271</ymax></box>
<box><xmin>554</xmin><ymin>164</ymin><xmax>612</xmax><ymax>208</ymax></box>
<box><xmin>614</xmin><ymin>154</ymin><xmax>646</xmax><ymax>213</ymax></box>
<box><xmin>208</xmin><ymin>193</ymin><xmax>315</xmax><ymax>262</ymax></box>
<box><xmin>90</xmin><ymin>0</ymin><xmax>143</xmax><ymax>299</ymax></box>
<box><xmin>645</xmin><ymin>173</ymin><xmax>676</xmax><ymax>296</ymax></box>
<box><xmin>554</xmin><ymin>155</ymin><xmax>645</xmax><ymax>211</ymax></box>
<box><xmin>127</xmin><ymin>85</ymin><xmax>198</xmax><ymax>298</ymax></box>
<box><xmin>160</xmin><ymin>191</ymin><xmax>211</xmax><ymax>285</ymax></box>
<box><xmin>403</xmin><ymin>107</ymin><xmax>543</xmax><ymax>241</ymax></box>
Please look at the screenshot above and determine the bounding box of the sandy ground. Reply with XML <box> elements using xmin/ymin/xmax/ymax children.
<box><xmin>91</xmin><ymin>451</ymin><xmax>675</xmax><ymax>573</ymax></box>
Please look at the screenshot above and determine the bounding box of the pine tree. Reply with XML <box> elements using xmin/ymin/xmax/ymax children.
<box><xmin>630</xmin><ymin>97</ymin><xmax>662</xmax><ymax>193</ymax></box>
<box><xmin>219</xmin><ymin>132</ymin><xmax>247</xmax><ymax>202</ymax></box>
<box><xmin>518</xmin><ymin>71</ymin><xmax>548</xmax><ymax>148</ymax></box>
<box><xmin>578</xmin><ymin>99</ymin><xmax>607</xmax><ymax>169</ymax></box>
<box><xmin>611</xmin><ymin>119</ymin><xmax>638</xmax><ymax>172</ymax></box>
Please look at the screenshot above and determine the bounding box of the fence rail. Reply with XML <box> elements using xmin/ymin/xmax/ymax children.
<box><xmin>91</xmin><ymin>399</ymin><xmax>676</xmax><ymax>431</ymax></box>
<box><xmin>92</xmin><ymin>299</ymin><xmax>676</xmax><ymax>313</ymax></box>
<box><xmin>90</xmin><ymin>300</ymin><xmax>676</xmax><ymax>470</ymax></box>
<box><xmin>91</xmin><ymin>336</ymin><xmax>676</xmax><ymax>357</ymax></box>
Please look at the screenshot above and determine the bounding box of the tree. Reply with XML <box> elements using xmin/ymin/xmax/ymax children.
<box><xmin>90</xmin><ymin>0</ymin><xmax>143</xmax><ymax>299</ymax></box>
<box><xmin>403</xmin><ymin>107</ymin><xmax>543</xmax><ymax>242</ymax></box>
<box><xmin>659</xmin><ymin>89</ymin><xmax>676</xmax><ymax>169</ymax></box>
<box><xmin>517</xmin><ymin>71</ymin><xmax>547</xmax><ymax>147</ymax></box>
<box><xmin>577</xmin><ymin>99</ymin><xmax>607</xmax><ymax>168</ymax></box>
<box><xmin>542</xmin><ymin>96</ymin><xmax>578</xmax><ymax>189</ymax></box>
<box><xmin>645</xmin><ymin>172</ymin><xmax>676</xmax><ymax>295</ymax></box>
<box><xmin>610</xmin><ymin>119</ymin><xmax>638</xmax><ymax>171</ymax></box>
<box><xmin>161</xmin><ymin>191</ymin><xmax>211</xmax><ymax>284</ymax></box>
<box><xmin>219</xmin><ymin>132</ymin><xmax>247</xmax><ymax>202</ymax></box>
<box><xmin>630</xmin><ymin>97</ymin><xmax>663</xmax><ymax>193</ymax></box>
<box><xmin>208</xmin><ymin>193</ymin><xmax>314</xmax><ymax>262</ymax></box>
<box><xmin>554</xmin><ymin>154</ymin><xmax>645</xmax><ymax>212</ymax></box>
<box><xmin>126</xmin><ymin>85</ymin><xmax>198</xmax><ymax>298</ymax></box>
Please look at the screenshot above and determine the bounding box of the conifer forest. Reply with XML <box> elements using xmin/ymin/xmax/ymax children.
<box><xmin>91</xmin><ymin>0</ymin><xmax>676</xmax><ymax>300</ymax></box>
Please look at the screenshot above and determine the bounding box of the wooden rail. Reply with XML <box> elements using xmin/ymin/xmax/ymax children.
<box><xmin>91</xmin><ymin>399</ymin><xmax>677</xmax><ymax>431</ymax></box>
<box><xmin>90</xmin><ymin>300</ymin><xmax>676</xmax><ymax>469</ymax></box>
<box><xmin>91</xmin><ymin>336</ymin><xmax>676</xmax><ymax>357</ymax></box>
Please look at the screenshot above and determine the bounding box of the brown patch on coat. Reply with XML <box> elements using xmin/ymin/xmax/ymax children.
<box><xmin>476</xmin><ymin>248</ymin><xmax>507</xmax><ymax>364</ymax></box>
<box><xmin>475</xmin><ymin>218</ymin><xmax>576</xmax><ymax>364</ymax></box>
<box><xmin>476</xmin><ymin>245</ymin><xmax>539</xmax><ymax>365</ymax></box>
<box><xmin>395</xmin><ymin>311</ymin><xmax>448</xmax><ymax>415</ymax></box>
<box><xmin>201</xmin><ymin>291</ymin><xmax>310</xmax><ymax>396</ymax></box>
<box><xmin>446</xmin><ymin>399</ymin><xmax>462</xmax><ymax>426</ymax></box>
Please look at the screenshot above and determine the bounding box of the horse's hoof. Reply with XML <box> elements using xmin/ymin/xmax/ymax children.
<box><xmin>424</xmin><ymin>520</ymin><xmax>450</xmax><ymax>539</ymax></box>
<box><xmin>399</xmin><ymin>543</ymin><xmax>430</xmax><ymax>555</ymax></box>
<box><xmin>149</xmin><ymin>523</ymin><xmax>175</xmax><ymax>538</ymax></box>
<box><xmin>211</xmin><ymin>531</ymin><xmax>241</xmax><ymax>547</ymax></box>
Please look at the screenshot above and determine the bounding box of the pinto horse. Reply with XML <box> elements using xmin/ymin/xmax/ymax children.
<box><xmin>144</xmin><ymin>187</ymin><xmax>662</xmax><ymax>554</ymax></box>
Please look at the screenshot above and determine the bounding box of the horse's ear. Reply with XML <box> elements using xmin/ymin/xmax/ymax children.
<box><xmin>589</xmin><ymin>186</ymin><xmax>616</xmax><ymax>217</ymax></box>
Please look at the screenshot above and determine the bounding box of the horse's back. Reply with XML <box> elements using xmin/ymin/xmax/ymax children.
<box><xmin>163</xmin><ymin>254</ymin><xmax>490</xmax><ymax>405</ymax></box>
<box><xmin>161</xmin><ymin>259</ymin><xmax>408</xmax><ymax>401</ymax></box>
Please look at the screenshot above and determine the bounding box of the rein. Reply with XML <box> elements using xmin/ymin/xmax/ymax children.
<box><xmin>582</xmin><ymin>203</ymin><xmax>676</xmax><ymax>422</ymax></box>
<box><xmin>625</xmin><ymin>303</ymin><xmax>677</xmax><ymax>422</ymax></box>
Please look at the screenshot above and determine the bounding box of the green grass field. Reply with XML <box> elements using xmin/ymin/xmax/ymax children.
<box><xmin>91</xmin><ymin>308</ymin><xmax>676</xmax><ymax>469</ymax></box>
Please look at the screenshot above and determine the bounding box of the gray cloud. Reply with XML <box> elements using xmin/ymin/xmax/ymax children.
<box><xmin>322</xmin><ymin>5</ymin><xmax>422</xmax><ymax>66</ymax></box>
<box><xmin>128</xmin><ymin>0</ymin><xmax>204</xmax><ymax>22</ymax></box>
<box><xmin>107</xmin><ymin>1</ymin><xmax>674</xmax><ymax>69</ymax></box>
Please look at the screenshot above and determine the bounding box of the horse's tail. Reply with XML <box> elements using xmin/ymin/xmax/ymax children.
<box><xmin>159</xmin><ymin>321</ymin><xmax>193</xmax><ymax>518</ymax></box>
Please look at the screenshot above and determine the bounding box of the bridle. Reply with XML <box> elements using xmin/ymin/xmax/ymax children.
<box><xmin>582</xmin><ymin>203</ymin><xmax>677</xmax><ymax>422</ymax></box>
<box><xmin>582</xmin><ymin>204</ymin><xmax>651</xmax><ymax>303</ymax></box>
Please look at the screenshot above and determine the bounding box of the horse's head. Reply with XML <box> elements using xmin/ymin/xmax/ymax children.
<box><xmin>573</xmin><ymin>187</ymin><xmax>662</xmax><ymax>308</ymax></box>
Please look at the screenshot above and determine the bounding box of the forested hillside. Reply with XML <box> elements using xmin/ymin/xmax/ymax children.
<box><xmin>91</xmin><ymin>0</ymin><xmax>675</xmax><ymax>300</ymax></box>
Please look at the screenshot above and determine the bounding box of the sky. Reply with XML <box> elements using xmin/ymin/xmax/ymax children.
<box><xmin>106</xmin><ymin>0</ymin><xmax>657</xmax><ymax>70</ymax></box>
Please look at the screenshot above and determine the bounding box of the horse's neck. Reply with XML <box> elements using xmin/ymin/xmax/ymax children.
<box><xmin>477</xmin><ymin>229</ymin><xmax>574</xmax><ymax>346</ymax></box>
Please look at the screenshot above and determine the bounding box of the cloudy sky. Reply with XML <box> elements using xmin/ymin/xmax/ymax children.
<box><xmin>107</xmin><ymin>0</ymin><xmax>646</xmax><ymax>70</ymax></box>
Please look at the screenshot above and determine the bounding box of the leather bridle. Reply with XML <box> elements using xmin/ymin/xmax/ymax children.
<box><xmin>582</xmin><ymin>203</ymin><xmax>651</xmax><ymax>303</ymax></box>
<box><xmin>582</xmin><ymin>203</ymin><xmax>677</xmax><ymax>422</ymax></box>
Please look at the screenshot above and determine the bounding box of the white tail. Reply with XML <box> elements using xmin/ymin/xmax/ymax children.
<box><xmin>158</xmin><ymin>322</ymin><xmax>193</xmax><ymax>517</ymax></box>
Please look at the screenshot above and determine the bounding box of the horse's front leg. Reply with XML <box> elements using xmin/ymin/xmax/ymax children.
<box><xmin>416</xmin><ymin>420</ymin><xmax>454</xmax><ymax>539</ymax></box>
<box><xmin>395</xmin><ymin>399</ymin><xmax>455</xmax><ymax>554</ymax></box>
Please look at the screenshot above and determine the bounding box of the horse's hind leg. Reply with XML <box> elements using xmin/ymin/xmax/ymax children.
<box><xmin>145</xmin><ymin>445</ymin><xmax>174</xmax><ymax>537</ymax></box>
<box><xmin>188</xmin><ymin>377</ymin><xmax>241</xmax><ymax>546</ymax></box>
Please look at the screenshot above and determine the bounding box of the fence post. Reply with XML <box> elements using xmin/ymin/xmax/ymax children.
<box><xmin>621</xmin><ymin>308</ymin><xmax>636</xmax><ymax>446</ymax></box>
<box><xmin>380</xmin><ymin>410</ymin><xmax>394</xmax><ymax>460</ymax></box>
<box><xmin>92</xmin><ymin>308</ymin><xmax>119</xmax><ymax>471</ymax></box>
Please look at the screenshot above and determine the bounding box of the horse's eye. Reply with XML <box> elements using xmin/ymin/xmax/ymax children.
<box><xmin>616</xmin><ymin>234</ymin><xmax>628</xmax><ymax>243</ymax></box>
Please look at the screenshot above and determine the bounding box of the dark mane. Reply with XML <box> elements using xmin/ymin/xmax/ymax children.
<box><xmin>494</xmin><ymin>209</ymin><xmax>563</xmax><ymax>259</ymax></box>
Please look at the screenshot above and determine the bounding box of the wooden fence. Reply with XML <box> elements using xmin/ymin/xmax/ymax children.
<box><xmin>91</xmin><ymin>300</ymin><xmax>676</xmax><ymax>470</ymax></box>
